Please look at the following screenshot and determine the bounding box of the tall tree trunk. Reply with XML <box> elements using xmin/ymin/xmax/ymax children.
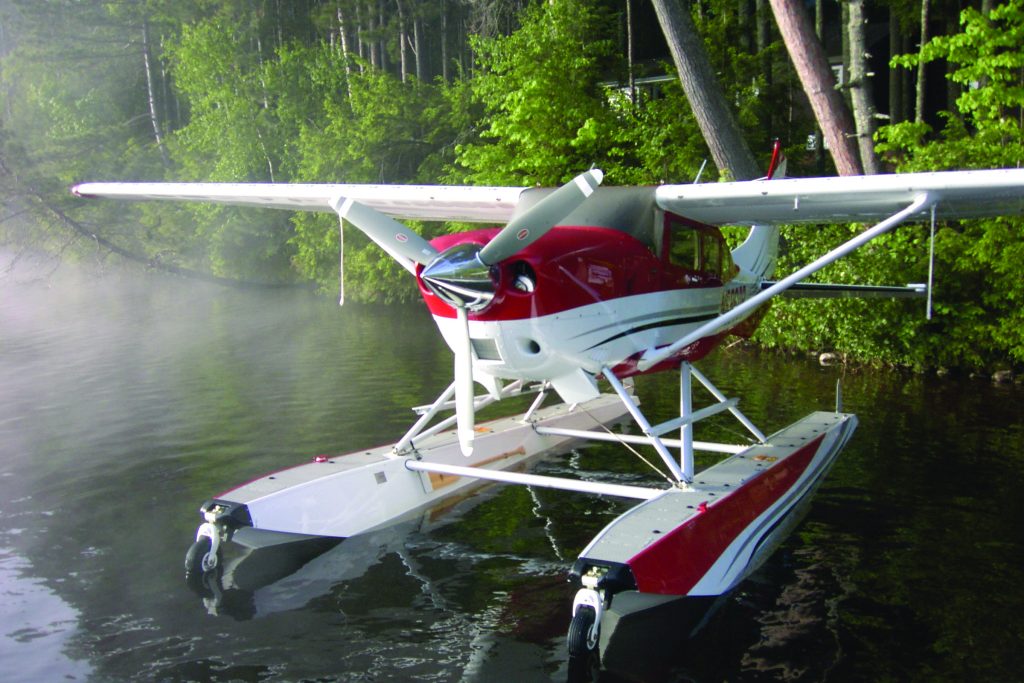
<box><xmin>738</xmin><ymin>0</ymin><xmax>753</xmax><ymax>54</ymax></box>
<box><xmin>413</xmin><ymin>14</ymin><xmax>424</xmax><ymax>81</ymax></box>
<box><xmin>769</xmin><ymin>0</ymin><xmax>863</xmax><ymax>175</ymax></box>
<box><xmin>367</xmin><ymin>4</ymin><xmax>378</xmax><ymax>69</ymax></box>
<box><xmin>355</xmin><ymin>1</ymin><xmax>367</xmax><ymax>69</ymax></box>
<box><xmin>812</xmin><ymin>0</ymin><xmax>825</xmax><ymax>171</ymax></box>
<box><xmin>441</xmin><ymin>0</ymin><xmax>450</xmax><ymax>83</ymax></box>
<box><xmin>141</xmin><ymin>19</ymin><xmax>169</xmax><ymax>166</ymax></box>
<box><xmin>847</xmin><ymin>0</ymin><xmax>881</xmax><ymax>173</ymax></box>
<box><xmin>979</xmin><ymin>0</ymin><xmax>994</xmax><ymax>89</ymax></box>
<box><xmin>756</xmin><ymin>0</ymin><xmax>773</xmax><ymax>135</ymax></box>
<box><xmin>756</xmin><ymin>0</ymin><xmax>772</xmax><ymax>60</ymax></box>
<box><xmin>888</xmin><ymin>8</ymin><xmax>904</xmax><ymax>123</ymax></box>
<box><xmin>377</xmin><ymin>0</ymin><xmax>387</xmax><ymax>73</ymax></box>
<box><xmin>626</xmin><ymin>0</ymin><xmax>636</xmax><ymax>103</ymax></box>
<box><xmin>943</xmin><ymin>10</ymin><xmax>959</xmax><ymax>115</ymax></box>
<box><xmin>914</xmin><ymin>0</ymin><xmax>930</xmax><ymax>123</ymax></box>
<box><xmin>337</xmin><ymin>6</ymin><xmax>354</xmax><ymax>100</ymax></box>
<box><xmin>651</xmin><ymin>0</ymin><xmax>760</xmax><ymax>181</ymax></box>
<box><xmin>397</xmin><ymin>0</ymin><xmax>409</xmax><ymax>82</ymax></box>
<box><xmin>840</xmin><ymin>0</ymin><xmax>850</xmax><ymax>90</ymax></box>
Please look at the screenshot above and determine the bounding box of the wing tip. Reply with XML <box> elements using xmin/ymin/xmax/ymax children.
<box><xmin>70</xmin><ymin>184</ymin><xmax>88</xmax><ymax>198</ymax></box>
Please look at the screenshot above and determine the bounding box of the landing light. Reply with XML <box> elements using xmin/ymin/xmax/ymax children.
<box><xmin>511</xmin><ymin>261</ymin><xmax>537</xmax><ymax>294</ymax></box>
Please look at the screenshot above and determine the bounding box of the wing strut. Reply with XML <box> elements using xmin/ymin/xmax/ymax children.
<box><xmin>638</xmin><ymin>192</ymin><xmax>938</xmax><ymax>372</ymax></box>
<box><xmin>927</xmin><ymin>203</ymin><xmax>937</xmax><ymax>320</ymax></box>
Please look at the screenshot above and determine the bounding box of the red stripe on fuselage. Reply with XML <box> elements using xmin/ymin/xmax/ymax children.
<box><xmin>626</xmin><ymin>434</ymin><xmax>826</xmax><ymax>595</ymax></box>
<box><xmin>419</xmin><ymin>226</ymin><xmax>719</xmax><ymax>321</ymax></box>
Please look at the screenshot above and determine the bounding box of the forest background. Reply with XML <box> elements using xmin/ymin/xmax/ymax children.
<box><xmin>1</xmin><ymin>0</ymin><xmax>1022</xmax><ymax>374</ymax></box>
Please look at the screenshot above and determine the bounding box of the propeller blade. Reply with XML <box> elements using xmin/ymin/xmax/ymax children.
<box><xmin>331</xmin><ymin>196</ymin><xmax>438</xmax><ymax>272</ymax></box>
<box><xmin>454</xmin><ymin>306</ymin><xmax>475</xmax><ymax>457</ymax></box>
<box><xmin>477</xmin><ymin>169</ymin><xmax>603</xmax><ymax>265</ymax></box>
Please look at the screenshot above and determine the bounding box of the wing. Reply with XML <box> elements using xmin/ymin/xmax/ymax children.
<box><xmin>656</xmin><ymin>168</ymin><xmax>1024</xmax><ymax>225</ymax></box>
<box><xmin>71</xmin><ymin>182</ymin><xmax>525</xmax><ymax>223</ymax></box>
<box><xmin>74</xmin><ymin>168</ymin><xmax>1024</xmax><ymax>226</ymax></box>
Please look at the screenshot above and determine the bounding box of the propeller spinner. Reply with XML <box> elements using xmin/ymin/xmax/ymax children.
<box><xmin>333</xmin><ymin>169</ymin><xmax>604</xmax><ymax>455</ymax></box>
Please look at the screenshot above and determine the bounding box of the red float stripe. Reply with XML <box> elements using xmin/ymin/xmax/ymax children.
<box><xmin>627</xmin><ymin>433</ymin><xmax>825</xmax><ymax>595</ymax></box>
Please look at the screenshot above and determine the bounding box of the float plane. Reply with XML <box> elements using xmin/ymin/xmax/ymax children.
<box><xmin>73</xmin><ymin>153</ymin><xmax>1024</xmax><ymax>662</ymax></box>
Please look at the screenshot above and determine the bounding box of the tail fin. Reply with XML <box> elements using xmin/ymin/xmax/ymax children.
<box><xmin>732</xmin><ymin>141</ymin><xmax>785</xmax><ymax>279</ymax></box>
<box><xmin>763</xmin><ymin>139</ymin><xmax>787</xmax><ymax>180</ymax></box>
<box><xmin>731</xmin><ymin>224</ymin><xmax>779</xmax><ymax>279</ymax></box>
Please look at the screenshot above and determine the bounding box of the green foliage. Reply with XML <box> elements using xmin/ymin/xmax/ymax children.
<box><xmin>873</xmin><ymin>0</ymin><xmax>1024</xmax><ymax>369</ymax></box>
<box><xmin>450</xmin><ymin>0</ymin><xmax>788</xmax><ymax>187</ymax></box>
<box><xmin>161</xmin><ymin>14</ymin><xmax>459</xmax><ymax>292</ymax></box>
<box><xmin>601</xmin><ymin>81</ymin><xmax>709</xmax><ymax>185</ymax></box>
<box><xmin>760</xmin><ymin>0</ymin><xmax>1024</xmax><ymax>371</ymax></box>
<box><xmin>161</xmin><ymin>16</ymin><xmax>296</xmax><ymax>280</ymax></box>
<box><xmin>451</xmin><ymin>0</ymin><xmax>622</xmax><ymax>186</ymax></box>
<box><xmin>752</xmin><ymin>225</ymin><xmax>940</xmax><ymax>369</ymax></box>
<box><xmin>882</xmin><ymin>0</ymin><xmax>1024</xmax><ymax>170</ymax></box>
<box><xmin>269</xmin><ymin>46</ymin><xmax>460</xmax><ymax>298</ymax></box>
<box><xmin>0</xmin><ymin>2</ymin><xmax>156</xmax><ymax>185</ymax></box>
<box><xmin>167</xmin><ymin>18</ymin><xmax>278</xmax><ymax>181</ymax></box>
<box><xmin>0</xmin><ymin>1</ymin><xmax>183</xmax><ymax>263</ymax></box>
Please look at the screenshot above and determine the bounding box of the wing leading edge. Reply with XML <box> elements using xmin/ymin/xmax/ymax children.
<box><xmin>656</xmin><ymin>168</ymin><xmax>1024</xmax><ymax>225</ymax></box>
<box><xmin>71</xmin><ymin>182</ymin><xmax>525</xmax><ymax>224</ymax></box>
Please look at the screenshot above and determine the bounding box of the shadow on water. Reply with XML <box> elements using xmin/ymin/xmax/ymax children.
<box><xmin>2</xmin><ymin>256</ymin><xmax>1024</xmax><ymax>681</ymax></box>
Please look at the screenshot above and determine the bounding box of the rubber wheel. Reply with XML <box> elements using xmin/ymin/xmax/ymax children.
<box><xmin>567</xmin><ymin>605</ymin><xmax>597</xmax><ymax>657</ymax></box>
<box><xmin>567</xmin><ymin>605</ymin><xmax>600</xmax><ymax>681</ymax></box>
<box><xmin>184</xmin><ymin>536</ymin><xmax>212</xmax><ymax>586</ymax></box>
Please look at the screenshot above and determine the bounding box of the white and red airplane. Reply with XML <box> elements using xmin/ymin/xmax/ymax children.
<box><xmin>73</xmin><ymin>159</ymin><xmax>1024</xmax><ymax>660</ymax></box>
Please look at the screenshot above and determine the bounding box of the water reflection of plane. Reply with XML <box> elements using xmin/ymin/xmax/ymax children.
<box><xmin>199</xmin><ymin>526</ymin><xmax>733</xmax><ymax>681</ymax></box>
<box><xmin>193</xmin><ymin>517</ymin><xmax>442</xmax><ymax>620</ymax></box>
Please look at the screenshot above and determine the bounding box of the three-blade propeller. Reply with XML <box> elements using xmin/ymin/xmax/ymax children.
<box><xmin>332</xmin><ymin>170</ymin><xmax>604</xmax><ymax>455</ymax></box>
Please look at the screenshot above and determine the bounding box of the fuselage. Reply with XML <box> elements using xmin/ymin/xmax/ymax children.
<box><xmin>414</xmin><ymin>186</ymin><xmax>776</xmax><ymax>402</ymax></box>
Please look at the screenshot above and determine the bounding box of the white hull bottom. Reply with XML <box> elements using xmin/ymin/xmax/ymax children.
<box><xmin>201</xmin><ymin>392</ymin><xmax>631</xmax><ymax>539</ymax></box>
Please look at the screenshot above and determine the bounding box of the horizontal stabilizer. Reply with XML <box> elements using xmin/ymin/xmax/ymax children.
<box><xmin>762</xmin><ymin>282</ymin><xmax>927</xmax><ymax>299</ymax></box>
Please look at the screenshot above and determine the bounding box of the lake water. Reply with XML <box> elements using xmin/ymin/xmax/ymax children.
<box><xmin>2</xmin><ymin>258</ymin><xmax>1023</xmax><ymax>682</ymax></box>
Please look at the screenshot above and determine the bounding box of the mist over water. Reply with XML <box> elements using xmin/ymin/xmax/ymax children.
<box><xmin>2</xmin><ymin>254</ymin><xmax>1023</xmax><ymax>682</ymax></box>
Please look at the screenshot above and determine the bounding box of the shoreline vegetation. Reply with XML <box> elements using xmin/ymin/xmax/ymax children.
<box><xmin>3</xmin><ymin>247</ymin><xmax>1017</xmax><ymax>384</ymax></box>
<box><xmin>1</xmin><ymin>1</ymin><xmax>1022</xmax><ymax>375</ymax></box>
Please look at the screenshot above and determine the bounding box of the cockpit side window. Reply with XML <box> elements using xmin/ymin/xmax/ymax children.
<box><xmin>669</xmin><ymin>228</ymin><xmax>700</xmax><ymax>270</ymax></box>
<box><xmin>663</xmin><ymin>213</ymin><xmax>730</xmax><ymax>287</ymax></box>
